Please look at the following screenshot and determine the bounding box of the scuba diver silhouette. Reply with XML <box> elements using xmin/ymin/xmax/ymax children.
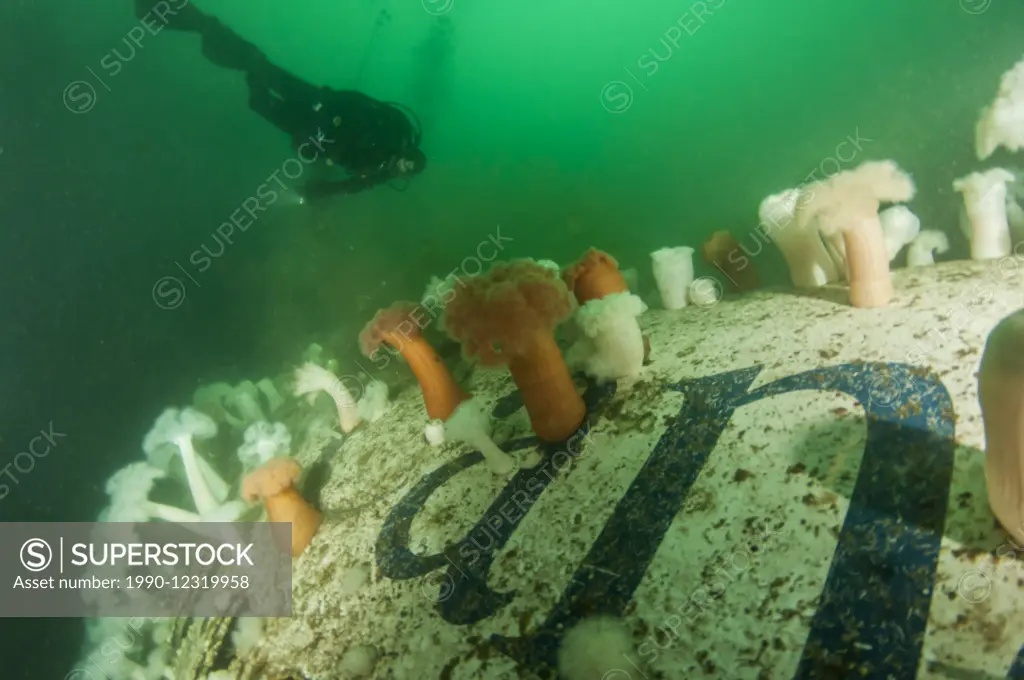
<box><xmin>135</xmin><ymin>0</ymin><xmax>426</xmax><ymax>202</ymax></box>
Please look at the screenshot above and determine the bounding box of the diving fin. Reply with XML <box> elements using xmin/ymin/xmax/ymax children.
<box><xmin>132</xmin><ymin>0</ymin><xmax>210</xmax><ymax>32</ymax></box>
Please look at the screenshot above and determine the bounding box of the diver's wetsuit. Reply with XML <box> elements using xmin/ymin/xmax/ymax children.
<box><xmin>135</xmin><ymin>0</ymin><xmax>424</xmax><ymax>199</ymax></box>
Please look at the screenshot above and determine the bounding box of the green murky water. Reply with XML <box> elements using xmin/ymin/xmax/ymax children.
<box><xmin>2</xmin><ymin>0</ymin><xmax>1023</xmax><ymax>676</ymax></box>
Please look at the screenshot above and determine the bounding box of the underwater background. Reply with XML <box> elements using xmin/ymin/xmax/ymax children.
<box><xmin>1</xmin><ymin>0</ymin><xmax>1023</xmax><ymax>676</ymax></box>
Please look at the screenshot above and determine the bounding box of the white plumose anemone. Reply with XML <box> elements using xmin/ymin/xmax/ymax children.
<box><xmin>760</xmin><ymin>188</ymin><xmax>839</xmax><ymax>287</ymax></box>
<box><xmin>650</xmin><ymin>247</ymin><xmax>695</xmax><ymax>309</ymax></box>
<box><xmin>954</xmin><ymin>168</ymin><xmax>1016</xmax><ymax>260</ymax></box>
<box><xmin>570</xmin><ymin>292</ymin><xmax>647</xmax><ymax>382</ymax></box>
